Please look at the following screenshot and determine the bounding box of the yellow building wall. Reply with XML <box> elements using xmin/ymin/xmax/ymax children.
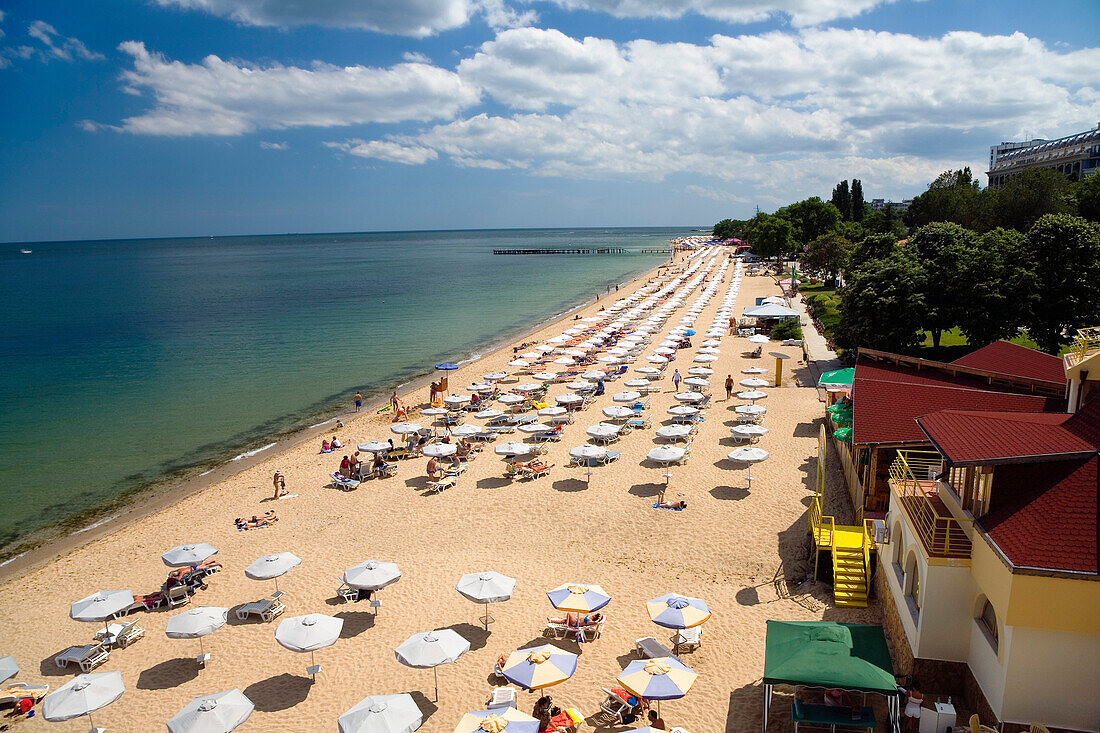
<box><xmin>1001</xmin><ymin>625</ymin><xmax>1100</xmax><ymax>730</ymax></box>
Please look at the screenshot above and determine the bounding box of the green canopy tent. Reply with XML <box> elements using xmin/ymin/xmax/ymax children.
<box><xmin>762</xmin><ymin>621</ymin><xmax>900</xmax><ymax>733</ymax></box>
<box><xmin>818</xmin><ymin>368</ymin><xmax>854</xmax><ymax>389</ymax></box>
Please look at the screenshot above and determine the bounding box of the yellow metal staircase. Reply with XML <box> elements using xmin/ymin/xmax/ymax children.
<box><xmin>808</xmin><ymin>495</ymin><xmax>871</xmax><ymax>608</ymax></box>
<box><xmin>832</xmin><ymin>543</ymin><xmax>869</xmax><ymax>608</ymax></box>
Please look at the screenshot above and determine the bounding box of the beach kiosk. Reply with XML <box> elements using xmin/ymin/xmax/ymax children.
<box><xmin>762</xmin><ymin>621</ymin><xmax>899</xmax><ymax>733</ymax></box>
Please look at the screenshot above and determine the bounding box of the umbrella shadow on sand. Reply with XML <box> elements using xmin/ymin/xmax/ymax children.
<box><xmin>444</xmin><ymin>622</ymin><xmax>489</xmax><ymax>651</ymax></box>
<box><xmin>476</xmin><ymin>476</ymin><xmax>513</xmax><ymax>489</ymax></box>
<box><xmin>405</xmin><ymin>476</ymin><xmax>431</xmax><ymax>490</ymax></box>
<box><xmin>627</xmin><ymin>482</ymin><xmax>664</xmax><ymax>498</ymax></box>
<box><xmin>334</xmin><ymin>610</ymin><xmax>376</xmax><ymax>638</ymax></box>
<box><xmin>244</xmin><ymin>673</ymin><xmax>313</xmax><ymax>712</ymax></box>
<box><xmin>408</xmin><ymin>690</ymin><xmax>440</xmax><ymax>725</ymax></box>
<box><xmin>136</xmin><ymin>657</ymin><xmax>200</xmax><ymax>689</ymax></box>
<box><xmin>709</xmin><ymin>485</ymin><xmax>750</xmax><ymax>501</ymax></box>
<box><xmin>552</xmin><ymin>478</ymin><xmax>588</xmax><ymax>492</ymax></box>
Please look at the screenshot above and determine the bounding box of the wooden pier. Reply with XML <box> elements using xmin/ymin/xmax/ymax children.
<box><xmin>492</xmin><ymin>248</ymin><xmax>627</xmax><ymax>255</ymax></box>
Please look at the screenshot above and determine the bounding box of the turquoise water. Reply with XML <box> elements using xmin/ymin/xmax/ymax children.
<box><xmin>0</xmin><ymin>228</ymin><xmax>681</xmax><ymax>555</ymax></box>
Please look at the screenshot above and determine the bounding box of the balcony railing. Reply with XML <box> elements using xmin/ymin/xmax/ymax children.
<box><xmin>888</xmin><ymin>450</ymin><xmax>973</xmax><ymax>559</ymax></box>
<box><xmin>1067</xmin><ymin>326</ymin><xmax>1100</xmax><ymax>367</ymax></box>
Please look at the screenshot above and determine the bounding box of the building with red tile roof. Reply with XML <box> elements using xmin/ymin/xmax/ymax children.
<box><xmin>951</xmin><ymin>340</ymin><xmax>1067</xmax><ymax>386</ymax></box>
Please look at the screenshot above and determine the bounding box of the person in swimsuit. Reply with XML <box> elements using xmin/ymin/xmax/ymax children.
<box><xmin>354</xmin><ymin>392</ymin><xmax>362</xmax><ymax>412</ymax></box>
<box><xmin>272</xmin><ymin>471</ymin><xmax>286</xmax><ymax>500</ymax></box>
<box><xmin>902</xmin><ymin>680</ymin><xmax>923</xmax><ymax>733</ymax></box>
<box><xmin>725</xmin><ymin>374</ymin><xmax>735</xmax><ymax>399</ymax></box>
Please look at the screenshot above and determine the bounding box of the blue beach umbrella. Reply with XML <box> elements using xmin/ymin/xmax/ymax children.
<box><xmin>546</xmin><ymin>582</ymin><xmax>611</xmax><ymax>613</ymax></box>
<box><xmin>616</xmin><ymin>656</ymin><xmax>697</xmax><ymax>701</ymax></box>
<box><xmin>645</xmin><ymin>594</ymin><xmax>711</xmax><ymax>630</ymax></box>
<box><xmin>435</xmin><ymin>363</ymin><xmax>460</xmax><ymax>371</ymax></box>
<box><xmin>500</xmin><ymin>644</ymin><xmax>578</xmax><ymax>691</ymax></box>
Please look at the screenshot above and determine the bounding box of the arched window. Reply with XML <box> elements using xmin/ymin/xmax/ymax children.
<box><xmin>978</xmin><ymin>598</ymin><xmax>999</xmax><ymax>653</ymax></box>
<box><xmin>903</xmin><ymin>551</ymin><xmax>920</xmax><ymax>613</ymax></box>
<box><xmin>891</xmin><ymin>522</ymin><xmax>903</xmax><ymax>564</ymax></box>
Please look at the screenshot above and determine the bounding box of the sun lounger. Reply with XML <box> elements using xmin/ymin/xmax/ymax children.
<box><xmin>635</xmin><ymin>636</ymin><xmax>675</xmax><ymax>660</ymax></box>
<box><xmin>528</xmin><ymin>462</ymin><xmax>553</xmax><ymax>479</ymax></box>
<box><xmin>697</xmin><ymin>394</ymin><xmax>712</xmax><ymax>408</ymax></box>
<box><xmin>387</xmin><ymin>447</ymin><xmax>414</xmax><ymax>460</ymax></box>
<box><xmin>331</xmin><ymin>473</ymin><xmax>361</xmax><ymax>491</ymax></box>
<box><xmin>625</xmin><ymin>418</ymin><xmax>651</xmax><ymax>430</ymax></box>
<box><xmin>443</xmin><ymin>463</ymin><xmax>468</xmax><ymax>478</ymax></box>
<box><xmin>506</xmin><ymin>462</ymin><xmax>533</xmax><ymax>480</ymax></box>
<box><xmin>426</xmin><ymin>475</ymin><xmax>456</xmax><ymax>494</ymax></box>
<box><xmin>544</xmin><ymin>621</ymin><xmax>570</xmax><ymax>639</ymax></box>
<box><xmin>236</xmin><ymin>598</ymin><xmax>286</xmax><ymax>623</ymax></box>
<box><xmin>533</xmin><ymin>430</ymin><xmax>562</xmax><ymax>442</ymax></box>
<box><xmin>95</xmin><ymin>620</ymin><xmax>145</xmax><ymax>649</ymax></box>
<box><xmin>600</xmin><ymin>451</ymin><xmax>621</xmax><ymax>465</ymax></box>
<box><xmin>671</xmin><ymin>625</ymin><xmax>702</xmax><ymax>652</ymax></box>
<box><xmin>336</xmin><ymin>579</ymin><xmax>358</xmax><ymax>603</ymax></box>
<box><xmin>597</xmin><ymin>687</ymin><xmax>632</xmax><ymax>725</ymax></box>
<box><xmin>55</xmin><ymin>642</ymin><xmax>110</xmax><ymax>673</ymax></box>
<box><xmin>165</xmin><ymin>584</ymin><xmax>191</xmax><ymax>608</ymax></box>
<box><xmin>0</xmin><ymin>683</ymin><xmax>49</xmax><ymax>707</ymax></box>
<box><xmin>579</xmin><ymin>619</ymin><xmax>605</xmax><ymax>641</ymax></box>
<box><xmin>487</xmin><ymin>687</ymin><xmax>518</xmax><ymax>710</ymax></box>
<box><xmin>469</xmin><ymin>431</ymin><xmax>496</xmax><ymax>442</ymax></box>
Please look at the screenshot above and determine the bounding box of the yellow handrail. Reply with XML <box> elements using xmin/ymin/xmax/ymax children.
<box><xmin>1072</xmin><ymin>327</ymin><xmax>1100</xmax><ymax>364</ymax></box>
<box><xmin>889</xmin><ymin>451</ymin><xmax>973</xmax><ymax>559</ymax></box>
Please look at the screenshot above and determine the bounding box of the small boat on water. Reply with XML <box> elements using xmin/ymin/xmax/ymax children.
<box><xmin>20</xmin><ymin>249</ymin><xmax>32</xmax><ymax>254</ymax></box>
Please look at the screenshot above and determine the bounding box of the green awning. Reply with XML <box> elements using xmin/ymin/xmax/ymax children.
<box><xmin>763</xmin><ymin>621</ymin><xmax>896</xmax><ymax>694</ymax></box>
<box><xmin>834</xmin><ymin>427</ymin><xmax>852</xmax><ymax>442</ymax></box>
<box><xmin>819</xmin><ymin>368</ymin><xmax>854</xmax><ymax>388</ymax></box>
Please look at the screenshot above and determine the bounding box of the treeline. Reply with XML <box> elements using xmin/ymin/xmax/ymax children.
<box><xmin>713</xmin><ymin>168</ymin><xmax>1100</xmax><ymax>354</ymax></box>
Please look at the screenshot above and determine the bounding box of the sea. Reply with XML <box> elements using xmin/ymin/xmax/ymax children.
<box><xmin>0</xmin><ymin>228</ymin><xmax>686</xmax><ymax>557</ymax></box>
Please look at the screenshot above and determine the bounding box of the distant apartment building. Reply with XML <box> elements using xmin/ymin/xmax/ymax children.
<box><xmin>987</xmin><ymin>123</ymin><xmax>1100</xmax><ymax>187</ymax></box>
<box><xmin>869</xmin><ymin>198</ymin><xmax>912</xmax><ymax>212</ymax></box>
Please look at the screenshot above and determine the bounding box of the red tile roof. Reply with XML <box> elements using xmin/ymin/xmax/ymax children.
<box><xmin>851</xmin><ymin>359</ymin><xmax>1059</xmax><ymax>445</ymax></box>
<box><xmin>951</xmin><ymin>341</ymin><xmax>1067</xmax><ymax>385</ymax></box>
<box><xmin>916</xmin><ymin>410</ymin><xmax>1092</xmax><ymax>464</ymax></box>
<box><xmin>979</xmin><ymin>457</ymin><xmax>1098</xmax><ymax>574</ymax></box>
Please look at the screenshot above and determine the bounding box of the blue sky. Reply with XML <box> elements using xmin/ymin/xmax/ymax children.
<box><xmin>1</xmin><ymin>0</ymin><xmax>1097</xmax><ymax>242</ymax></box>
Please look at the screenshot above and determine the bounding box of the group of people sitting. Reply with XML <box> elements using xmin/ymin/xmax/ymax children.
<box><xmin>607</xmin><ymin>689</ymin><xmax>667</xmax><ymax>728</ymax></box>
<box><xmin>337</xmin><ymin>450</ymin><xmax>394</xmax><ymax>480</ymax></box>
<box><xmin>320</xmin><ymin>435</ymin><xmax>343</xmax><ymax>453</ymax></box>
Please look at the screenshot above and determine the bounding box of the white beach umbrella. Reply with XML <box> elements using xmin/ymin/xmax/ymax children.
<box><xmin>338</xmin><ymin>693</ymin><xmax>423</xmax><ymax>733</ymax></box>
<box><xmin>518</xmin><ymin>422</ymin><xmax>553</xmax><ymax>434</ymax></box>
<box><xmin>513</xmin><ymin>383</ymin><xmax>542</xmax><ymax>393</ymax></box>
<box><xmin>567</xmin><ymin>379</ymin><xmax>594</xmax><ymax>390</ymax></box>
<box><xmin>581</xmin><ymin>370</ymin><xmax>607</xmax><ymax>380</ymax></box>
<box><xmin>655</xmin><ymin>424</ymin><xmax>693</xmax><ymax>441</ymax></box>
<box><xmin>166</xmin><ymin>606</ymin><xmax>229</xmax><ymax>662</ymax></box>
<box><xmin>450</xmin><ymin>424</ymin><xmax>481</xmax><ymax>437</ymax></box>
<box><xmin>741</xmin><ymin>366</ymin><xmax>767</xmax><ymax>374</ymax></box>
<box><xmin>475</xmin><ymin>408</ymin><xmax>504</xmax><ymax>419</ymax></box>
<box><xmin>552</xmin><ymin>356</ymin><xmax>576</xmax><ymax>366</ymax></box>
<box><xmin>0</xmin><ymin>656</ymin><xmax>17</xmax><ymax>684</ymax></box>
<box><xmin>345</xmin><ymin>560</ymin><xmax>402</xmax><ymax>591</ymax></box>
<box><xmin>536</xmin><ymin>344</ymin><xmax>557</xmax><ymax>353</ymax></box>
<box><xmin>654</xmin><ymin>346</ymin><xmax>676</xmax><ymax>355</ymax></box>
<box><xmin>245</xmin><ymin>552</ymin><xmax>302</xmax><ymax>593</ymax></box>
<box><xmin>167</xmin><ymin>689</ymin><xmax>254</xmax><ymax>733</ymax></box>
<box><xmin>667</xmin><ymin>405</ymin><xmax>698</xmax><ymax>416</ymax></box>
<box><xmin>521</xmin><ymin>351</ymin><xmax>541</xmax><ymax>360</ymax></box>
<box><xmin>597</xmin><ymin>354</ymin><xmax>624</xmax><ymax>364</ymax></box>
<box><xmin>683</xmin><ymin>377</ymin><xmax>709</xmax><ymax>388</ymax></box>
<box><xmin>532</xmin><ymin>372</ymin><xmax>559</xmax><ymax>382</ymax></box>
<box><xmin>647</xmin><ymin>446</ymin><xmax>685</xmax><ymax>466</ymax></box>
<box><xmin>727</xmin><ymin>447</ymin><xmax>770</xmax><ymax>487</ymax></box>
<box><xmin>698</xmin><ymin>347</ymin><xmax>720</xmax><ymax>355</ymax></box>
<box><xmin>359</xmin><ymin>441</ymin><xmax>391</xmax><ymax>453</ymax></box>
<box><xmin>43</xmin><ymin>671</ymin><xmax>124</xmax><ymax>727</ymax></box>
<box><xmin>507</xmin><ymin>359</ymin><xmax>530</xmax><ymax>368</ymax></box>
<box><xmin>612</xmin><ymin>391</ymin><xmax>641</xmax><ymax>403</ymax></box>
<box><xmin>701</xmin><ymin>339</ymin><xmax>722</xmax><ymax>347</ymax></box>
<box><xmin>564</xmin><ymin>348</ymin><xmax>587</xmax><ymax>357</ymax></box>
<box><xmin>162</xmin><ymin>543</ymin><xmax>218</xmax><ymax>568</ymax></box>
<box><xmin>732</xmin><ymin>425</ymin><xmax>769</xmax><ymax>440</ymax></box>
<box><xmin>735</xmin><ymin>404</ymin><xmax>767</xmax><ymax>416</ymax></box>
<box><xmin>443</xmin><ymin>394</ymin><xmax>469</xmax><ymax>406</ymax></box>
<box><xmin>495</xmin><ymin>442</ymin><xmax>533</xmax><ymax>456</ymax></box>
<box><xmin>421</xmin><ymin>407</ymin><xmax>449</xmax><ymax>417</ymax></box>
<box><xmin>422</xmin><ymin>443</ymin><xmax>457</xmax><ymax>457</ymax></box>
<box><xmin>466</xmin><ymin>382</ymin><xmax>492</xmax><ymax>391</ymax></box>
<box><xmin>276</xmin><ymin>613</ymin><xmax>343</xmax><ymax>678</ymax></box>
<box><xmin>646</xmin><ymin>354</ymin><xmax>669</xmax><ymax>364</ymax></box>
<box><xmin>635</xmin><ymin>366</ymin><xmax>662</xmax><ymax>377</ymax></box>
<box><xmin>538</xmin><ymin>406</ymin><xmax>567</xmax><ymax>417</ymax></box>
<box><xmin>390</xmin><ymin>422</ymin><xmax>423</xmax><ymax>435</ymax></box>
<box><xmin>484</xmin><ymin>372</ymin><xmax>508</xmax><ymax>381</ymax></box>
<box><xmin>70</xmin><ymin>590</ymin><xmax>135</xmax><ymax>634</ymax></box>
<box><xmin>581</xmin><ymin>316</ymin><xmax>604</xmax><ymax>323</ymax></box>
<box><xmin>556</xmin><ymin>393</ymin><xmax>583</xmax><ymax>405</ymax></box>
<box><xmin>395</xmin><ymin>629</ymin><xmax>471</xmax><ymax>701</ymax></box>
<box><xmin>737</xmin><ymin>390</ymin><xmax>768</xmax><ymax>401</ymax></box>
<box><xmin>586</xmin><ymin>423</ymin><xmax>621</xmax><ymax>440</ymax></box>
<box><xmin>623</xmin><ymin>378</ymin><xmax>650</xmax><ymax>389</ymax></box>
<box><xmin>693</xmin><ymin>354</ymin><xmax>718</xmax><ymax>363</ymax></box>
<box><xmin>749</xmin><ymin>334</ymin><xmax>769</xmax><ymax>344</ymax></box>
<box><xmin>674</xmin><ymin>392</ymin><xmax>704</xmax><ymax>403</ymax></box>
<box><xmin>740</xmin><ymin>378</ymin><xmax>770</xmax><ymax>388</ymax></box>
<box><xmin>569</xmin><ymin>445</ymin><xmax>607</xmax><ymax>460</ymax></box>
<box><xmin>456</xmin><ymin>571</ymin><xmax>517</xmax><ymax>631</ymax></box>
<box><xmin>602</xmin><ymin>405</ymin><xmax>633</xmax><ymax>419</ymax></box>
<box><xmin>687</xmin><ymin>367</ymin><xmax>713</xmax><ymax>376</ymax></box>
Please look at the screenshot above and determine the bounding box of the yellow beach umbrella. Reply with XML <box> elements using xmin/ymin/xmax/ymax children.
<box><xmin>454</xmin><ymin>707</ymin><xmax>540</xmax><ymax>733</ymax></box>
<box><xmin>500</xmin><ymin>644</ymin><xmax>578</xmax><ymax>691</ymax></box>
<box><xmin>645</xmin><ymin>593</ymin><xmax>711</xmax><ymax>629</ymax></box>
<box><xmin>546</xmin><ymin>582</ymin><xmax>611</xmax><ymax>613</ymax></box>
<box><xmin>616</xmin><ymin>657</ymin><xmax>697</xmax><ymax>716</ymax></box>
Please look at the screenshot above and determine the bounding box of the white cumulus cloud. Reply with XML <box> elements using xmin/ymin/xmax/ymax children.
<box><xmin>326</xmin><ymin>139</ymin><xmax>440</xmax><ymax>165</ymax></box>
<box><xmin>112</xmin><ymin>41</ymin><xmax>480</xmax><ymax>136</ymax></box>
<box><xmin>259</xmin><ymin>141</ymin><xmax>288</xmax><ymax>149</ymax></box>
<box><xmin>535</xmin><ymin>0</ymin><xmax>912</xmax><ymax>27</ymax></box>
<box><xmin>1</xmin><ymin>17</ymin><xmax>103</xmax><ymax>67</ymax></box>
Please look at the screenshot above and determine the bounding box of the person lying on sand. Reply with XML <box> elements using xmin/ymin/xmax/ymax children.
<box><xmin>656</xmin><ymin>489</ymin><xmax>687</xmax><ymax>509</ymax></box>
<box><xmin>235</xmin><ymin>511</ymin><xmax>277</xmax><ymax>530</ymax></box>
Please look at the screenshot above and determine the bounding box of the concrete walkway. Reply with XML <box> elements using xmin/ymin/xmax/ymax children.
<box><xmin>792</xmin><ymin>293</ymin><xmax>844</xmax><ymax>390</ymax></box>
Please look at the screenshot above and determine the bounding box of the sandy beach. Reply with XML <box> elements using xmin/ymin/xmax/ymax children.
<box><xmin>0</xmin><ymin>246</ymin><xmax>881</xmax><ymax>732</ymax></box>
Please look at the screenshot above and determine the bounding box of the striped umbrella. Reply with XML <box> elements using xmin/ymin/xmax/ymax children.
<box><xmin>616</xmin><ymin>657</ymin><xmax>697</xmax><ymax>715</ymax></box>
<box><xmin>546</xmin><ymin>582</ymin><xmax>610</xmax><ymax>613</ymax></box>
<box><xmin>454</xmin><ymin>708</ymin><xmax>539</xmax><ymax>733</ymax></box>
<box><xmin>500</xmin><ymin>644</ymin><xmax>577</xmax><ymax>691</ymax></box>
<box><xmin>646</xmin><ymin>594</ymin><xmax>711</xmax><ymax>629</ymax></box>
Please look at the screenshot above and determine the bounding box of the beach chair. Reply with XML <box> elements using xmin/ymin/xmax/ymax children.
<box><xmin>55</xmin><ymin>642</ymin><xmax>110</xmax><ymax>673</ymax></box>
<box><xmin>374</xmin><ymin>462</ymin><xmax>398</xmax><ymax>479</ymax></box>
<box><xmin>95</xmin><ymin>620</ymin><xmax>145</xmax><ymax>649</ymax></box>
<box><xmin>697</xmin><ymin>394</ymin><xmax>712</xmax><ymax>409</ymax></box>
<box><xmin>487</xmin><ymin>687</ymin><xmax>518</xmax><ymax>710</ymax></box>
<box><xmin>533</xmin><ymin>429</ymin><xmax>562</xmax><ymax>442</ymax></box>
<box><xmin>579</xmin><ymin>618</ymin><xmax>605</xmax><ymax>641</ymax></box>
<box><xmin>506</xmin><ymin>462</ymin><xmax>533</xmax><ymax>480</ymax></box>
<box><xmin>597</xmin><ymin>688</ymin><xmax>631</xmax><ymax>725</ymax></box>
<box><xmin>528</xmin><ymin>462</ymin><xmax>553</xmax><ymax>479</ymax></box>
<box><xmin>625</xmin><ymin>417</ymin><xmax>651</xmax><ymax>431</ymax></box>
<box><xmin>600</xmin><ymin>451</ymin><xmax>622</xmax><ymax>465</ymax></box>
<box><xmin>336</xmin><ymin>579</ymin><xmax>358</xmax><ymax>603</ymax></box>
<box><xmin>166</xmin><ymin>584</ymin><xmax>191</xmax><ymax>608</ymax></box>
<box><xmin>671</xmin><ymin>625</ymin><xmax>701</xmax><ymax>653</ymax></box>
<box><xmin>0</xmin><ymin>683</ymin><xmax>49</xmax><ymax>708</ymax></box>
<box><xmin>634</xmin><ymin>636</ymin><xmax>675</xmax><ymax>659</ymax></box>
<box><xmin>544</xmin><ymin>620</ymin><xmax>570</xmax><ymax>639</ymax></box>
<box><xmin>387</xmin><ymin>447</ymin><xmax>413</xmax><ymax>460</ymax></box>
<box><xmin>235</xmin><ymin>598</ymin><xmax>285</xmax><ymax>623</ymax></box>
<box><xmin>331</xmin><ymin>472</ymin><xmax>361</xmax><ymax>491</ymax></box>
<box><xmin>469</xmin><ymin>431</ymin><xmax>496</xmax><ymax>442</ymax></box>
<box><xmin>426</xmin><ymin>475</ymin><xmax>456</xmax><ymax>494</ymax></box>
<box><xmin>443</xmin><ymin>463</ymin><xmax>468</xmax><ymax>478</ymax></box>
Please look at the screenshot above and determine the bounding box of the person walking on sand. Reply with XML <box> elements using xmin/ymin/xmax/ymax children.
<box><xmin>354</xmin><ymin>392</ymin><xmax>362</xmax><ymax>412</ymax></box>
<box><xmin>671</xmin><ymin>369</ymin><xmax>681</xmax><ymax>392</ymax></box>
<box><xmin>725</xmin><ymin>374</ymin><xmax>735</xmax><ymax>400</ymax></box>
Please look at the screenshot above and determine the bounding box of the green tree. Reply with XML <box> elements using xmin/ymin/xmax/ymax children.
<box><xmin>904</xmin><ymin>167</ymin><xmax>993</xmax><ymax>232</ymax></box>
<box><xmin>849</xmin><ymin>233</ymin><xmax>897</xmax><ymax>269</ymax></box>
<box><xmin>910</xmin><ymin>222</ymin><xmax>978</xmax><ymax>351</ymax></box>
<box><xmin>836</xmin><ymin>244</ymin><xmax>926</xmax><ymax>353</ymax></box>
<box><xmin>713</xmin><ymin>219</ymin><xmax>744</xmax><ymax>240</ymax></box>
<box><xmin>831</xmin><ymin>180</ymin><xmax>851</xmax><ymax>221</ymax></box>
<box><xmin>863</xmin><ymin>204</ymin><xmax>905</xmax><ymax>238</ymax></box>
<box><xmin>994</xmin><ymin>167</ymin><xmax>1072</xmax><ymax>232</ymax></box>
<box><xmin>777</xmin><ymin>197</ymin><xmax>841</xmax><ymax>246</ymax></box>
<box><xmin>1071</xmin><ymin>172</ymin><xmax>1100</xmax><ymax>223</ymax></box>
<box><xmin>850</xmin><ymin>179</ymin><xmax>865</xmax><ymax>223</ymax></box>
<box><xmin>746</xmin><ymin>213</ymin><xmax>798</xmax><ymax>269</ymax></box>
<box><xmin>801</xmin><ymin>232</ymin><xmax>854</xmax><ymax>284</ymax></box>
<box><xmin>1025</xmin><ymin>214</ymin><xmax>1100</xmax><ymax>353</ymax></box>
<box><xmin>956</xmin><ymin>228</ymin><xmax>1038</xmax><ymax>346</ymax></box>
